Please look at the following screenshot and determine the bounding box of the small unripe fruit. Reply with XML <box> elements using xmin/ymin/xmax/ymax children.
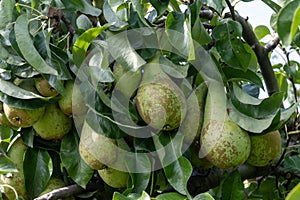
<box><xmin>247</xmin><ymin>130</ymin><xmax>282</xmax><ymax>167</ymax></box>
<box><xmin>35</xmin><ymin>78</ymin><xmax>58</xmax><ymax>97</ymax></box>
<box><xmin>3</xmin><ymin>104</ymin><xmax>45</xmax><ymax>128</ymax></box>
<box><xmin>98</xmin><ymin>167</ymin><xmax>129</xmax><ymax>188</ymax></box>
<box><xmin>33</xmin><ymin>103</ymin><xmax>72</xmax><ymax>140</ymax></box>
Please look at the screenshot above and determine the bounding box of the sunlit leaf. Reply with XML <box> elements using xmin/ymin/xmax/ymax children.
<box><xmin>277</xmin><ymin>1</ymin><xmax>300</xmax><ymax>46</ymax></box>
<box><xmin>0</xmin><ymin>0</ymin><xmax>15</xmax><ymax>29</ymax></box>
<box><xmin>286</xmin><ymin>183</ymin><xmax>300</xmax><ymax>200</ymax></box>
<box><xmin>0</xmin><ymin>153</ymin><xmax>18</xmax><ymax>174</ymax></box>
<box><xmin>254</xmin><ymin>25</ymin><xmax>271</xmax><ymax>40</ymax></box>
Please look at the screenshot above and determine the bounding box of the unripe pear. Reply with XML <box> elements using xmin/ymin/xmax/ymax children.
<box><xmin>58</xmin><ymin>80</ymin><xmax>88</xmax><ymax>116</ymax></box>
<box><xmin>79</xmin><ymin>122</ymin><xmax>118</xmax><ymax>170</ymax></box>
<box><xmin>35</xmin><ymin>77</ymin><xmax>58</xmax><ymax>97</ymax></box>
<box><xmin>39</xmin><ymin>177</ymin><xmax>65</xmax><ymax>196</ymax></box>
<box><xmin>0</xmin><ymin>138</ymin><xmax>29</xmax><ymax>200</ymax></box>
<box><xmin>200</xmin><ymin>119</ymin><xmax>251</xmax><ymax>169</ymax></box>
<box><xmin>33</xmin><ymin>103</ymin><xmax>72</xmax><ymax>140</ymax></box>
<box><xmin>98</xmin><ymin>167</ymin><xmax>129</xmax><ymax>188</ymax></box>
<box><xmin>113</xmin><ymin>63</ymin><xmax>141</xmax><ymax>99</ymax></box>
<box><xmin>136</xmin><ymin>63</ymin><xmax>186</xmax><ymax>131</ymax></box>
<box><xmin>3</xmin><ymin>103</ymin><xmax>45</xmax><ymax>128</ymax></box>
<box><xmin>246</xmin><ymin>130</ymin><xmax>282</xmax><ymax>167</ymax></box>
<box><xmin>0</xmin><ymin>102</ymin><xmax>16</xmax><ymax>128</ymax></box>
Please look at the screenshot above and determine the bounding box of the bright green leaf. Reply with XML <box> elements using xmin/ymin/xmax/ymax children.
<box><xmin>14</xmin><ymin>15</ymin><xmax>58</xmax><ymax>76</ymax></box>
<box><xmin>72</xmin><ymin>25</ymin><xmax>110</xmax><ymax>67</ymax></box>
<box><xmin>254</xmin><ymin>25</ymin><xmax>271</xmax><ymax>40</ymax></box>
<box><xmin>286</xmin><ymin>183</ymin><xmax>300</xmax><ymax>200</ymax></box>
<box><xmin>261</xmin><ymin>0</ymin><xmax>281</xmax><ymax>13</ymax></box>
<box><xmin>193</xmin><ymin>193</ymin><xmax>215</xmax><ymax>200</ymax></box>
<box><xmin>23</xmin><ymin>148</ymin><xmax>53</xmax><ymax>199</ymax></box>
<box><xmin>60</xmin><ymin>131</ymin><xmax>94</xmax><ymax>188</ymax></box>
<box><xmin>277</xmin><ymin>1</ymin><xmax>300</xmax><ymax>46</ymax></box>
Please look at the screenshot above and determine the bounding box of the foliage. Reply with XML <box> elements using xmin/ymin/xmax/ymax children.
<box><xmin>0</xmin><ymin>0</ymin><xmax>299</xmax><ymax>199</ymax></box>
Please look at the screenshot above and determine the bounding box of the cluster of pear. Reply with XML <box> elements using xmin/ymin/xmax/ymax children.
<box><xmin>0</xmin><ymin>78</ymin><xmax>78</xmax><ymax>140</ymax></box>
<box><xmin>0</xmin><ymin>138</ymin><xmax>72</xmax><ymax>200</ymax></box>
<box><xmin>0</xmin><ymin>78</ymin><xmax>84</xmax><ymax>199</ymax></box>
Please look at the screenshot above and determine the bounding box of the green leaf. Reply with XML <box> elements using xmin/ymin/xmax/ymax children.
<box><xmin>149</xmin><ymin>0</ymin><xmax>169</xmax><ymax>17</ymax></box>
<box><xmin>103</xmin><ymin>0</ymin><xmax>128</xmax><ymax>30</ymax></box>
<box><xmin>14</xmin><ymin>15</ymin><xmax>58</xmax><ymax>76</ymax></box>
<box><xmin>0</xmin><ymin>91</ymin><xmax>49</xmax><ymax>110</ymax></box>
<box><xmin>164</xmin><ymin>157</ymin><xmax>192</xmax><ymax>195</ymax></box>
<box><xmin>277</xmin><ymin>1</ymin><xmax>300</xmax><ymax>46</ymax></box>
<box><xmin>221</xmin><ymin>171</ymin><xmax>245</xmax><ymax>200</ymax></box>
<box><xmin>72</xmin><ymin>25</ymin><xmax>110</xmax><ymax>67</ymax></box>
<box><xmin>0</xmin><ymin>153</ymin><xmax>18</xmax><ymax>174</ymax></box>
<box><xmin>202</xmin><ymin>0</ymin><xmax>224</xmax><ymax>14</ymax></box>
<box><xmin>0</xmin><ymin>0</ymin><xmax>15</xmax><ymax>29</ymax></box>
<box><xmin>192</xmin><ymin>16</ymin><xmax>211</xmax><ymax>45</ymax></box>
<box><xmin>159</xmin><ymin>55</ymin><xmax>188</xmax><ymax>78</ymax></box>
<box><xmin>223</xmin><ymin>68</ymin><xmax>263</xmax><ymax>88</ymax></box>
<box><xmin>131</xmin><ymin>0</ymin><xmax>150</xmax><ymax>27</ymax></box>
<box><xmin>254</xmin><ymin>25</ymin><xmax>271</xmax><ymax>40</ymax></box>
<box><xmin>286</xmin><ymin>183</ymin><xmax>300</xmax><ymax>200</ymax></box>
<box><xmin>165</xmin><ymin>11</ymin><xmax>195</xmax><ymax>60</ymax></box>
<box><xmin>156</xmin><ymin>192</ymin><xmax>187</xmax><ymax>200</ymax></box>
<box><xmin>231</xmin><ymin>84</ymin><xmax>283</xmax><ymax>119</ymax></box>
<box><xmin>283</xmin><ymin>155</ymin><xmax>300</xmax><ymax>174</ymax></box>
<box><xmin>228</xmin><ymin>100</ymin><xmax>277</xmax><ymax>133</ymax></box>
<box><xmin>261</xmin><ymin>0</ymin><xmax>281</xmax><ymax>13</ymax></box>
<box><xmin>113</xmin><ymin>191</ymin><xmax>151</xmax><ymax>200</ymax></box>
<box><xmin>60</xmin><ymin>130</ymin><xmax>94</xmax><ymax>188</ymax></box>
<box><xmin>23</xmin><ymin>148</ymin><xmax>53</xmax><ymax>198</ymax></box>
<box><xmin>193</xmin><ymin>193</ymin><xmax>215</xmax><ymax>200</ymax></box>
<box><xmin>106</xmin><ymin>31</ymin><xmax>146</xmax><ymax>71</ymax></box>
<box><xmin>130</xmin><ymin>172</ymin><xmax>151</xmax><ymax>194</ymax></box>
<box><xmin>212</xmin><ymin>20</ymin><xmax>252</xmax><ymax>70</ymax></box>
<box><xmin>79</xmin><ymin>0</ymin><xmax>101</xmax><ymax>16</ymax></box>
<box><xmin>0</xmin><ymin>79</ymin><xmax>44</xmax><ymax>100</ymax></box>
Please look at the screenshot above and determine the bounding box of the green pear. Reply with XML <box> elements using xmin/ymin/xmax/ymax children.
<box><xmin>39</xmin><ymin>177</ymin><xmax>65</xmax><ymax>195</ymax></box>
<box><xmin>200</xmin><ymin>119</ymin><xmax>251</xmax><ymax>169</ymax></box>
<box><xmin>136</xmin><ymin>60</ymin><xmax>187</xmax><ymax>131</ymax></box>
<box><xmin>0</xmin><ymin>138</ymin><xmax>29</xmax><ymax>200</ymax></box>
<box><xmin>247</xmin><ymin>130</ymin><xmax>282</xmax><ymax>167</ymax></box>
<box><xmin>113</xmin><ymin>63</ymin><xmax>141</xmax><ymax>99</ymax></box>
<box><xmin>3</xmin><ymin>103</ymin><xmax>45</xmax><ymax>128</ymax></box>
<box><xmin>58</xmin><ymin>80</ymin><xmax>88</xmax><ymax>116</ymax></box>
<box><xmin>98</xmin><ymin>167</ymin><xmax>129</xmax><ymax>188</ymax></box>
<box><xmin>35</xmin><ymin>77</ymin><xmax>58</xmax><ymax>97</ymax></box>
<box><xmin>79</xmin><ymin>122</ymin><xmax>118</xmax><ymax>170</ymax></box>
<box><xmin>200</xmin><ymin>91</ymin><xmax>251</xmax><ymax>169</ymax></box>
<box><xmin>0</xmin><ymin>102</ymin><xmax>16</xmax><ymax>128</ymax></box>
<box><xmin>33</xmin><ymin>103</ymin><xmax>72</xmax><ymax>140</ymax></box>
<box><xmin>181</xmin><ymin>83</ymin><xmax>207</xmax><ymax>144</ymax></box>
<box><xmin>189</xmin><ymin>142</ymin><xmax>213</xmax><ymax>169</ymax></box>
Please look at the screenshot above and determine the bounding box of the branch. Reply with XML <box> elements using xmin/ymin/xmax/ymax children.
<box><xmin>234</xmin><ymin>14</ymin><xmax>280</xmax><ymax>96</ymax></box>
<box><xmin>34</xmin><ymin>180</ymin><xmax>103</xmax><ymax>200</ymax></box>
<box><xmin>264</xmin><ymin>34</ymin><xmax>280</xmax><ymax>53</ymax></box>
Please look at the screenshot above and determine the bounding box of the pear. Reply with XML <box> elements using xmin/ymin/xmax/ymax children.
<box><xmin>33</xmin><ymin>103</ymin><xmax>72</xmax><ymax>140</ymax></box>
<box><xmin>136</xmin><ymin>61</ymin><xmax>186</xmax><ymax>131</ymax></box>
<box><xmin>189</xmin><ymin>142</ymin><xmax>213</xmax><ymax>169</ymax></box>
<box><xmin>39</xmin><ymin>177</ymin><xmax>65</xmax><ymax>196</ymax></box>
<box><xmin>200</xmin><ymin>90</ymin><xmax>251</xmax><ymax>169</ymax></box>
<box><xmin>3</xmin><ymin>103</ymin><xmax>45</xmax><ymax>128</ymax></box>
<box><xmin>35</xmin><ymin>77</ymin><xmax>58</xmax><ymax>97</ymax></box>
<box><xmin>247</xmin><ymin>130</ymin><xmax>282</xmax><ymax>167</ymax></box>
<box><xmin>0</xmin><ymin>102</ymin><xmax>16</xmax><ymax>128</ymax></box>
<box><xmin>113</xmin><ymin>63</ymin><xmax>141</xmax><ymax>99</ymax></box>
<box><xmin>200</xmin><ymin>119</ymin><xmax>251</xmax><ymax>169</ymax></box>
<box><xmin>79</xmin><ymin>122</ymin><xmax>118</xmax><ymax>170</ymax></box>
<box><xmin>98</xmin><ymin>167</ymin><xmax>129</xmax><ymax>189</ymax></box>
<box><xmin>58</xmin><ymin>80</ymin><xmax>88</xmax><ymax>116</ymax></box>
<box><xmin>0</xmin><ymin>138</ymin><xmax>29</xmax><ymax>200</ymax></box>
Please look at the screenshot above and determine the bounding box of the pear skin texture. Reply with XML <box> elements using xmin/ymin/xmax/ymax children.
<box><xmin>58</xmin><ymin>81</ymin><xmax>87</xmax><ymax>116</ymax></box>
<box><xmin>0</xmin><ymin>108</ymin><xmax>16</xmax><ymax>128</ymax></box>
<box><xmin>39</xmin><ymin>178</ymin><xmax>64</xmax><ymax>195</ymax></box>
<box><xmin>98</xmin><ymin>167</ymin><xmax>129</xmax><ymax>189</ymax></box>
<box><xmin>33</xmin><ymin>103</ymin><xmax>72</xmax><ymax>140</ymax></box>
<box><xmin>201</xmin><ymin>120</ymin><xmax>251</xmax><ymax>169</ymax></box>
<box><xmin>0</xmin><ymin>138</ymin><xmax>29</xmax><ymax>200</ymax></box>
<box><xmin>247</xmin><ymin>130</ymin><xmax>282</xmax><ymax>167</ymax></box>
<box><xmin>35</xmin><ymin>78</ymin><xmax>58</xmax><ymax>97</ymax></box>
<box><xmin>79</xmin><ymin>122</ymin><xmax>118</xmax><ymax>170</ymax></box>
<box><xmin>3</xmin><ymin>104</ymin><xmax>45</xmax><ymax>128</ymax></box>
<box><xmin>136</xmin><ymin>83</ymin><xmax>186</xmax><ymax>131</ymax></box>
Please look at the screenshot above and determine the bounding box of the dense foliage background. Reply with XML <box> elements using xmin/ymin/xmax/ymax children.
<box><xmin>0</xmin><ymin>0</ymin><xmax>300</xmax><ymax>199</ymax></box>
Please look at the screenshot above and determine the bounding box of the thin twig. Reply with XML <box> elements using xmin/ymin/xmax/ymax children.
<box><xmin>264</xmin><ymin>34</ymin><xmax>280</xmax><ymax>53</ymax></box>
<box><xmin>225</xmin><ymin>0</ymin><xmax>236</xmax><ymax>21</ymax></box>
